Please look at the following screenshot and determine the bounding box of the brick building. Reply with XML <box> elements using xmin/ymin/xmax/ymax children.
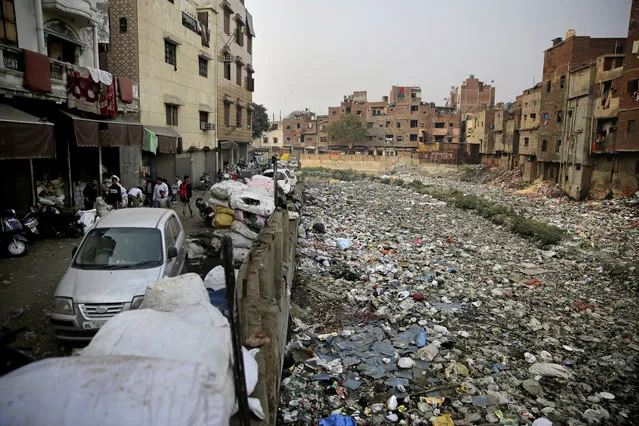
<box><xmin>537</xmin><ymin>30</ymin><xmax>626</xmax><ymax>183</ymax></box>
<box><xmin>465</xmin><ymin>108</ymin><xmax>495</xmax><ymax>164</ymax></box>
<box><xmin>450</xmin><ymin>75</ymin><xmax>495</xmax><ymax>115</ymax></box>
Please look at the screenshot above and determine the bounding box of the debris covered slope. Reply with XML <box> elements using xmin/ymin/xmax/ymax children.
<box><xmin>281</xmin><ymin>179</ymin><xmax>638</xmax><ymax>425</ymax></box>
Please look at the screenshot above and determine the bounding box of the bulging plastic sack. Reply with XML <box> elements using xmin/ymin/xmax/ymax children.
<box><xmin>229</xmin><ymin>186</ymin><xmax>275</xmax><ymax>217</ymax></box>
<box><xmin>210</xmin><ymin>181</ymin><xmax>247</xmax><ymax>200</ymax></box>
<box><xmin>140</xmin><ymin>273</ymin><xmax>210</xmax><ymax>312</ymax></box>
<box><xmin>231</xmin><ymin>220</ymin><xmax>259</xmax><ymax>240</ymax></box>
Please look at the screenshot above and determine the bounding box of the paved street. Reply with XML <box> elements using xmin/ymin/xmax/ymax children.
<box><xmin>0</xmin><ymin>197</ymin><xmax>214</xmax><ymax>360</ymax></box>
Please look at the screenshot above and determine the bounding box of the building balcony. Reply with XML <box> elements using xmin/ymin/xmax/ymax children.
<box><xmin>0</xmin><ymin>43</ymin><xmax>138</xmax><ymax>111</ymax></box>
<box><xmin>42</xmin><ymin>0</ymin><xmax>95</xmax><ymax>26</ymax></box>
<box><xmin>592</xmin><ymin>133</ymin><xmax>616</xmax><ymax>153</ymax></box>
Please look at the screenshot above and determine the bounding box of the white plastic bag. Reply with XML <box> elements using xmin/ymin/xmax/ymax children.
<box><xmin>229</xmin><ymin>186</ymin><xmax>275</xmax><ymax>217</ymax></box>
<box><xmin>231</xmin><ymin>220</ymin><xmax>259</xmax><ymax>240</ymax></box>
<box><xmin>140</xmin><ymin>273</ymin><xmax>209</xmax><ymax>311</ymax></box>
<box><xmin>0</xmin><ymin>355</ymin><xmax>234</xmax><ymax>426</ymax></box>
<box><xmin>210</xmin><ymin>181</ymin><xmax>247</xmax><ymax>200</ymax></box>
<box><xmin>204</xmin><ymin>265</ymin><xmax>238</xmax><ymax>291</ymax></box>
<box><xmin>233</xmin><ymin>247</ymin><xmax>250</xmax><ymax>262</ymax></box>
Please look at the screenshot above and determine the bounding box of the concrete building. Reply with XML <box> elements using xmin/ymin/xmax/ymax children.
<box><xmin>0</xmin><ymin>0</ymin><xmax>142</xmax><ymax>210</ymax></box>
<box><xmin>518</xmin><ymin>84</ymin><xmax>543</xmax><ymax>181</ymax></box>
<box><xmin>450</xmin><ymin>75</ymin><xmax>495</xmax><ymax>115</ymax></box>
<box><xmin>214</xmin><ymin>0</ymin><xmax>255</xmax><ymax>168</ymax></box>
<box><xmin>109</xmin><ymin>0</ymin><xmax>220</xmax><ymax>183</ymax></box>
<box><xmin>465</xmin><ymin>108</ymin><xmax>495</xmax><ymax>164</ymax></box>
<box><xmin>537</xmin><ymin>30</ymin><xmax>626</xmax><ymax>183</ymax></box>
<box><xmin>252</xmin><ymin>120</ymin><xmax>283</xmax><ymax>156</ymax></box>
<box><xmin>282</xmin><ymin>110</ymin><xmax>319</xmax><ymax>154</ymax></box>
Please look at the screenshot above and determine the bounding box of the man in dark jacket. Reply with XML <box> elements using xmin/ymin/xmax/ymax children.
<box><xmin>179</xmin><ymin>175</ymin><xmax>193</xmax><ymax>217</ymax></box>
<box><xmin>83</xmin><ymin>179</ymin><xmax>98</xmax><ymax>210</ymax></box>
<box><xmin>105</xmin><ymin>176</ymin><xmax>122</xmax><ymax>210</ymax></box>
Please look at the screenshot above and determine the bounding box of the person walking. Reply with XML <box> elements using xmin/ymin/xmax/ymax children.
<box><xmin>83</xmin><ymin>179</ymin><xmax>98</xmax><ymax>210</ymax></box>
<box><xmin>105</xmin><ymin>176</ymin><xmax>122</xmax><ymax>210</ymax></box>
<box><xmin>178</xmin><ymin>175</ymin><xmax>193</xmax><ymax>217</ymax></box>
<box><xmin>144</xmin><ymin>175</ymin><xmax>155</xmax><ymax>206</ymax></box>
<box><xmin>152</xmin><ymin>177</ymin><xmax>169</xmax><ymax>208</ymax></box>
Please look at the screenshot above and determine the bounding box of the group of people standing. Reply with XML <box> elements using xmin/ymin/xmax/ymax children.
<box><xmin>82</xmin><ymin>175</ymin><xmax>193</xmax><ymax>217</ymax></box>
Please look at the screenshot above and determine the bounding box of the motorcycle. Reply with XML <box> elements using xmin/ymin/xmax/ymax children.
<box><xmin>200</xmin><ymin>172</ymin><xmax>212</xmax><ymax>191</ymax></box>
<box><xmin>195</xmin><ymin>197</ymin><xmax>215</xmax><ymax>225</ymax></box>
<box><xmin>0</xmin><ymin>307</ymin><xmax>34</xmax><ymax>376</ymax></box>
<box><xmin>1</xmin><ymin>209</ymin><xmax>29</xmax><ymax>257</ymax></box>
<box><xmin>31</xmin><ymin>201</ymin><xmax>84</xmax><ymax>238</ymax></box>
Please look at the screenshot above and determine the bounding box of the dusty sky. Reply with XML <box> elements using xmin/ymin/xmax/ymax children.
<box><xmin>247</xmin><ymin>0</ymin><xmax>631</xmax><ymax>119</ymax></box>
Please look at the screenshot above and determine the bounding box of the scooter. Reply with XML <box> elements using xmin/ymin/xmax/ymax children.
<box><xmin>195</xmin><ymin>197</ymin><xmax>215</xmax><ymax>225</ymax></box>
<box><xmin>1</xmin><ymin>209</ymin><xmax>29</xmax><ymax>257</ymax></box>
<box><xmin>200</xmin><ymin>172</ymin><xmax>212</xmax><ymax>191</ymax></box>
<box><xmin>0</xmin><ymin>307</ymin><xmax>34</xmax><ymax>376</ymax></box>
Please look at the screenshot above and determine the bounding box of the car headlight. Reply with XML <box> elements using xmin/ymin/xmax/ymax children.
<box><xmin>52</xmin><ymin>297</ymin><xmax>74</xmax><ymax>315</ymax></box>
<box><xmin>130</xmin><ymin>295</ymin><xmax>145</xmax><ymax>310</ymax></box>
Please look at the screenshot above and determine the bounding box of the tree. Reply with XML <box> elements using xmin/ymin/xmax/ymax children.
<box><xmin>251</xmin><ymin>104</ymin><xmax>269</xmax><ymax>140</ymax></box>
<box><xmin>327</xmin><ymin>114</ymin><xmax>367</xmax><ymax>153</ymax></box>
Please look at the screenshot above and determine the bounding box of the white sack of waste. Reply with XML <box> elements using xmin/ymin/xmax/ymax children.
<box><xmin>229</xmin><ymin>231</ymin><xmax>254</xmax><ymax>249</ymax></box>
<box><xmin>210</xmin><ymin>181</ymin><xmax>247</xmax><ymax>200</ymax></box>
<box><xmin>207</xmin><ymin>197</ymin><xmax>230</xmax><ymax>208</ymax></box>
<box><xmin>229</xmin><ymin>186</ymin><xmax>275</xmax><ymax>217</ymax></box>
<box><xmin>529</xmin><ymin>362</ymin><xmax>573</xmax><ymax>379</ymax></box>
<box><xmin>248</xmin><ymin>175</ymin><xmax>274</xmax><ymax>193</ymax></box>
<box><xmin>233</xmin><ymin>247</ymin><xmax>250</xmax><ymax>263</ymax></box>
<box><xmin>78</xmin><ymin>209</ymin><xmax>97</xmax><ymax>232</ymax></box>
<box><xmin>140</xmin><ymin>273</ymin><xmax>209</xmax><ymax>311</ymax></box>
<box><xmin>0</xmin><ymin>355</ymin><xmax>232</xmax><ymax>426</ymax></box>
<box><xmin>231</xmin><ymin>220</ymin><xmax>259</xmax><ymax>240</ymax></box>
<box><xmin>204</xmin><ymin>265</ymin><xmax>238</xmax><ymax>291</ymax></box>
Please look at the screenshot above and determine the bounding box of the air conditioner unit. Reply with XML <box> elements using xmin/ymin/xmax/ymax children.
<box><xmin>200</xmin><ymin>122</ymin><xmax>215</xmax><ymax>131</ymax></box>
<box><xmin>224</xmin><ymin>53</ymin><xmax>232</xmax><ymax>63</ymax></box>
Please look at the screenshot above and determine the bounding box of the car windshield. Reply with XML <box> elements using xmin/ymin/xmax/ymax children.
<box><xmin>264</xmin><ymin>171</ymin><xmax>287</xmax><ymax>180</ymax></box>
<box><xmin>73</xmin><ymin>227</ymin><xmax>163</xmax><ymax>270</ymax></box>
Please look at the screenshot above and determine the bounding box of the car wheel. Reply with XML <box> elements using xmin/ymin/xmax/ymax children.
<box><xmin>7</xmin><ymin>239</ymin><xmax>27</xmax><ymax>257</ymax></box>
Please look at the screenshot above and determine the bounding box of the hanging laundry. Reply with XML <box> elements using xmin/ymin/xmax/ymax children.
<box><xmin>68</xmin><ymin>66</ymin><xmax>118</xmax><ymax>117</ymax></box>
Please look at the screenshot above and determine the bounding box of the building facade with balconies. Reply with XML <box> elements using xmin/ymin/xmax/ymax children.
<box><xmin>214</xmin><ymin>0</ymin><xmax>254</xmax><ymax>168</ymax></box>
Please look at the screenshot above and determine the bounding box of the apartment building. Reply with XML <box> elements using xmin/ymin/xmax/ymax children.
<box><xmin>537</xmin><ymin>30</ymin><xmax>626</xmax><ymax>183</ymax></box>
<box><xmin>464</xmin><ymin>108</ymin><xmax>495</xmax><ymax>164</ymax></box>
<box><xmin>283</xmin><ymin>110</ymin><xmax>319</xmax><ymax>153</ymax></box>
<box><xmin>109</xmin><ymin>0</ymin><xmax>219</xmax><ymax>184</ymax></box>
<box><xmin>215</xmin><ymin>0</ymin><xmax>255</xmax><ymax>167</ymax></box>
<box><xmin>0</xmin><ymin>0</ymin><xmax>140</xmax><ymax>209</ymax></box>
<box><xmin>450</xmin><ymin>75</ymin><xmax>495</xmax><ymax>115</ymax></box>
<box><xmin>252</xmin><ymin>120</ymin><xmax>283</xmax><ymax>156</ymax></box>
<box><xmin>518</xmin><ymin>84</ymin><xmax>543</xmax><ymax>181</ymax></box>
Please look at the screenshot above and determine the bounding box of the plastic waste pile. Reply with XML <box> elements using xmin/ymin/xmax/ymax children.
<box><xmin>36</xmin><ymin>179</ymin><xmax>65</xmax><ymax>207</ymax></box>
<box><xmin>0</xmin><ymin>273</ymin><xmax>264</xmax><ymax>425</ymax></box>
<box><xmin>207</xmin><ymin>178</ymin><xmax>275</xmax><ymax>263</ymax></box>
<box><xmin>280</xmin><ymin>178</ymin><xmax>638</xmax><ymax>425</ymax></box>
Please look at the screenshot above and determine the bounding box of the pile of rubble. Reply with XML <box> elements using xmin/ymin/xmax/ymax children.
<box><xmin>280</xmin><ymin>178</ymin><xmax>638</xmax><ymax>425</ymax></box>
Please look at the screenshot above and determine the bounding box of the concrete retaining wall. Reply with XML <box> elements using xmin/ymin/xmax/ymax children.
<box><xmin>299</xmin><ymin>154</ymin><xmax>458</xmax><ymax>176</ymax></box>
<box><xmin>235</xmin><ymin>208</ymin><xmax>297</xmax><ymax>425</ymax></box>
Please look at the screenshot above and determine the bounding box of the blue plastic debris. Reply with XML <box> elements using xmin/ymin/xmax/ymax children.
<box><xmin>335</xmin><ymin>238</ymin><xmax>353</xmax><ymax>249</ymax></box>
<box><xmin>319</xmin><ymin>414</ymin><xmax>357</xmax><ymax>426</ymax></box>
<box><xmin>416</xmin><ymin>330</ymin><xmax>427</xmax><ymax>348</ymax></box>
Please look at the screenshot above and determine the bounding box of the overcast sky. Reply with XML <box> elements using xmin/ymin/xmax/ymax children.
<box><xmin>247</xmin><ymin>0</ymin><xmax>631</xmax><ymax>120</ymax></box>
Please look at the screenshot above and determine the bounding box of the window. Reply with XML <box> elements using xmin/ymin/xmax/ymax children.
<box><xmin>247</xmin><ymin>35</ymin><xmax>253</xmax><ymax>55</ymax></box>
<box><xmin>332</xmin><ymin>111</ymin><xmax>336</xmax><ymax>115</ymax></box>
<box><xmin>236</xmin><ymin>60</ymin><xmax>242</xmax><ymax>85</ymax></box>
<box><xmin>164</xmin><ymin>40</ymin><xmax>176</xmax><ymax>66</ymax></box>
<box><xmin>273</xmin><ymin>137</ymin><xmax>278</xmax><ymax>144</ymax></box>
<box><xmin>560</xmin><ymin>76</ymin><xmax>566</xmax><ymax>88</ymax></box>
<box><xmin>627</xmin><ymin>79</ymin><xmax>639</xmax><ymax>98</ymax></box>
<box><xmin>224</xmin><ymin>10</ymin><xmax>230</xmax><ymax>35</ymax></box>
<box><xmin>524</xmin><ymin>137</ymin><xmax>529</xmax><ymax>146</ymax></box>
<box><xmin>356</xmin><ymin>110</ymin><xmax>362</xmax><ymax>116</ymax></box>
<box><xmin>524</xmin><ymin>115</ymin><xmax>527</xmax><ymax>121</ymax></box>
<box><xmin>224</xmin><ymin>61</ymin><xmax>231</xmax><ymax>80</ymax></box>
<box><xmin>546</xmin><ymin>81</ymin><xmax>551</xmax><ymax>92</ymax></box>
<box><xmin>435</xmin><ymin>122</ymin><xmax>445</xmax><ymax>128</ymax></box>
<box><xmin>543</xmin><ymin>113</ymin><xmax>549</xmax><ymax>125</ymax></box>
<box><xmin>199</xmin><ymin>111</ymin><xmax>209</xmax><ymax>126</ymax></box>
<box><xmin>397</xmin><ymin>136</ymin><xmax>403</xmax><ymax>142</ymax></box>
<box><xmin>247</xmin><ymin>109</ymin><xmax>252</xmax><ymax>129</ymax></box>
<box><xmin>448</xmin><ymin>137</ymin><xmax>453</xmax><ymax>143</ymax></box>
<box><xmin>263</xmin><ymin>137</ymin><xmax>269</xmax><ymax>144</ymax></box>
<box><xmin>224</xmin><ymin>103</ymin><xmax>230</xmax><ymax>127</ymax></box>
<box><xmin>411</xmin><ymin>105</ymin><xmax>418</xmax><ymax>112</ymax></box>
<box><xmin>409</xmin><ymin>134</ymin><xmax>418</xmax><ymax>141</ymax></box>
<box><xmin>629</xmin><ymin>120</ymin><xmax>636</xmax><ymax>133</ymax></box>
<box><xmin>119</xmin><ymin>17</ymin><xmax>128</xmax><ymax>33</ymax></box>
<box><xmin>410</xmin><ymin>120</ymin><xmax>418</xmax><ymax>128</ymax></box>
<box><xmin>556</xmin><ymin>139</ymin><xmax>561</xmax><ymax>153</ymax></box>
<box><xmin>308</xmin><ymin>122</ymin><xmax>313</xmax><ymax>129</ymax></box>
<box><xmin>198</xmin><ymin>57</ymin><xmax>208</xmax><ymax>77</ymax></box>
<box><xmin>165</xmin><ymin>104</ymin><xmax>178</xmax><ymax>126</ymax></box>
<box><xmin>396</xmin><ymin>122</ymin><xmax>401</xmax><ymax>128</ymax></box>
<box><xmin>296</xmin><ymin>123</ymin><xmax>300</xmax><ymax>129</ymax></box>
<box><xmin>557</xmin><ymin>111</ymin><xmax>563</xmax><ymax>123</ymax></box>
<box><xmin>530</xmin><ymin>113</ymin><xmax>536</xmax><ymax>120</ymax></box>
<box><xmin>235</xmin><ymin>21</ymin><xmax>244</xmax><ymax>46</ymax></box>
<box><xmin>236</xmin><ymin>105</ymin><xmax>242</xmax><ymax>127</ymax></box>
<box><xmin>345</xmin><ymin>107</ymin><xmax>351</xmax><ymax>114</ymax></box>
<box><xmin>0</xmin><ymin>0</ymin><xmax>16</xmax><ymax>45</ymax></box>
<box><xmin>541</xmin><ymin>140</ymin><xmax>547</xmax><ymax>151</ymax></box>
<box><xmin>449</xmin><ymin>123</ymin><xmax>454</xmax><ymax>127</ymax></box>
<box><xmin>435</xmin><ymin>135</ymin><xmax>444</xmax><ymax>142</ymax></box>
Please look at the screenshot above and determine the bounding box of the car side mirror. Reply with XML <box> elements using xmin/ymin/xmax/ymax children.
<box><xmin>72</xmin><ymin>247</ymin><xmax>78</xmax><ymax>257</ymax></box>
<box><xmin>167</xmin><ymin>246</ymin><xmax>178</xmax><ymax>260</ymax></box>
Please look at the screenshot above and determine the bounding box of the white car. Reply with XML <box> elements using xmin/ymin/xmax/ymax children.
<box><xmin>280</xmin><ymin>168</ymin><xmax>298</xmax><ymax>188</ymax></box>
<box><xmin>263</xmin><ymin>169</ymin><xmax>292</xmax><ymax>195</ymax></box>
<box><xmin>50</xmin><ymin>208</ymin><xmax>188</xmax><ymax>341</ymax></box>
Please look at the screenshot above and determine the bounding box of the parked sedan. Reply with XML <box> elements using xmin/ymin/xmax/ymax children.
<box><xmin>280</xmin><ymin>168</ymin><xmax>298</xmax><ymax>188</ymax></box>
<box><xmin>263</xmin><ymin>169</ymin><xmax>292</xmax><ymax>195</ymax></box>
<box><xmin>50</xmin><ymin>208</ymin><xmax>187</xmax><ymax>341</ymax></box>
